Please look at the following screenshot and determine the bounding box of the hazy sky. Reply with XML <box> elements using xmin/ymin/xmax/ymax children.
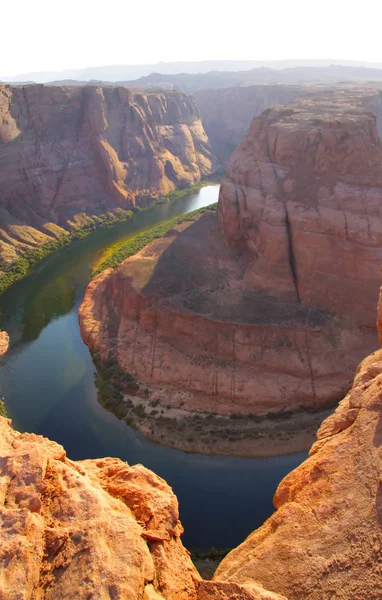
<box><xmin>2</xmin><ymin>0</ymin><xmax>382</xmax><ymax>75</ymax></box>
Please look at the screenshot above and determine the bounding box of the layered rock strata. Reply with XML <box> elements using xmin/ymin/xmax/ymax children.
<box><xmin>0</xmin><ymin>84</ymin><xmax>216</xmax><ymax>267</ymax></box>
<box><xmin>218</xmin><ymin>91</ymin><xmax>382</xmax><ymax>327</ymax></box>
<box><xmin>79</xmin><ymin>211</ymin><xmax>376</xmax><ymax>420</ymax></box>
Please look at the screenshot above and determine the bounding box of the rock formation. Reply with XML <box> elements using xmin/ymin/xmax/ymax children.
<box><xmin>214</xmin><ymin>342</ymin><xmax>382</xmax><ymax>599</ymax></box>
<box><xmin>195</xmin><ymin>85</ymin><xmax>301</xmax><ymax>163</ymax></box>
<box><xmin>218</xmin><ymin>90</ymin><xmax>382</xmax><ymax>326</ymax></box>
<box><xmin>0</xmin><ymin>84</ymin><xmax>216</xmax><ymax>267</ymax></box>
<box><xmin>79</xmin><ymin>210</ymin><xmax>376</xmax><ymax>420</ymax></box>
<box><xmin>79</xmin><ymin>89</ymin><xmax>382</xmax><ymax>438</ymax></box>
<box><xmin>0</xmin><ymin>416</ymin><xmax>286</xmax><ymax>599</ymax></box>
<box><xmin>0</xmin><ymin>331</ymin><xmax>9</xmax><ymax>355</ymax></box>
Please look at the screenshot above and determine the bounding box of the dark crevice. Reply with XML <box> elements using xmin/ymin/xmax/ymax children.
<box><xmin>285</xmin><ymin>206</ymin><xmax>300</xmax><ymax>303</ymax></box>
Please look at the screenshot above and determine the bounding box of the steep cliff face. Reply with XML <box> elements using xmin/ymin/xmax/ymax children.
<box><xmin>195</xmin><ymin>85</ymin><xmax>301</xmax><ymax>163</ymax></box>
<box><xmin>0</xmin><ymin>416</ymin><xmax>286</xmax><ymax>600</ymax></box>
<box><xmin>0</xmin><ymin>84</ymin><xmax>216</xmax><ymax>267</ymax></box>
<box><xmin>218</xmin><ymin>93</ymin><xmax>382</xmax><ymax>327</ymax></box>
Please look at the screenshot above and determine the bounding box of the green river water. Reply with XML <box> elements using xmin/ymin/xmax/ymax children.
<box><xmin>0</xmin><ymin>184</ymin><xmax>306</xmax><ymax>551</ymax></box>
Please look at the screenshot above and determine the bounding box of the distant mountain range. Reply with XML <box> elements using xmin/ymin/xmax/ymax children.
<box><xmin>117</xmin><ymin>65</ymin><xmax>382</xmax><ymax>93</ymax></box>
<box><xmin>3</xmin><ymin>59</ymin><xmax>382</xmax><ymax>85</ymax></box>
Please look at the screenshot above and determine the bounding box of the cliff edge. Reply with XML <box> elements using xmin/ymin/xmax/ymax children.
<box><xmin>0</xmin><ymin>416</ymin><xmax>285</xmax><ymax>600</ymax></box>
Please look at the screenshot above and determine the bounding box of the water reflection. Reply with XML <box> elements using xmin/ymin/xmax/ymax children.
<box><xmin>0</xmin><ymin>184</ymin><xmax>307</xmax><ymax>550</ymax></box>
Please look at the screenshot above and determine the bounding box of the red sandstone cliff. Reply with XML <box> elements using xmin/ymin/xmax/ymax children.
<box><xmin>0</xmin><ymin>84</ymin><xmax>217</xmax><ymax>267</ymax></box>
<box><xmin>79</xmin><ymin>90</ymin><xmax>382</xmax><ymax>429</ymax></box>
<box><xmin>218</xmin><ymin>92</ymin><xmax>382</xmax><ymax>327</ymax></box>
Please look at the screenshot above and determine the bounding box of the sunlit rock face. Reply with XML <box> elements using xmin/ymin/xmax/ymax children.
<box><xmin>215</xmin><ymin>336</ymin><xmax>382</xmax><ymax>600</ymax></box>
<box><xmin>0</xmin><ymin>84</ymin><xmax>216</xmax><ymax>266</ymax></box>
<box><xmin>0</xmin><ymin>416</ymin><xmax>286</xmax><ymax>600</ymax></box>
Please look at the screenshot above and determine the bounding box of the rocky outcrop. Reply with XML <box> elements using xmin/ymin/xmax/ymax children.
<box><xmin>0</xmin><ymin>331</ymin><xmax>9</xmax><ymax>355</ymax></box>
<box><xmin>0</xmin><ymin>84</ymin><xmax>216</xmax><ymax>267</ymax></box>
<box><xmin>195</xmin><ymin>86</ymin><xmax>301</xmax><ymax>163</ymax></box>
<box><xmin>214</xmin><ymin>343</ymin><xmax>382</xmax><ymax>599</ymax></box>
<box><xmin>0</xmin><ymin>416</ymin><xmax>286</xmax><ymax>600</ymax></box>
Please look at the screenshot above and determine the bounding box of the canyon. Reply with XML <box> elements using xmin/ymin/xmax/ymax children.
<box><xmin>3</xmin><ymin>296</ymin><xmax>382</xmax><ymax>598</ymax></box>
<box><xmin>79</xmin><ymin>87</ymin><xmax>382</xmax><ymax>454</ymax></box>
<box><xmin>2</xmin><ymin>70</ymin><xmax>382</xmax><ymax>599</ymax></box>
<box><xmin>0</xmin><ymin>84</ymin><xmax>216</xmax><ymax>268</ymax></box>
<box><xmin>194</xmin><ymin>85</ymin><xmax>301</xmax><ymax>163</ymax></box>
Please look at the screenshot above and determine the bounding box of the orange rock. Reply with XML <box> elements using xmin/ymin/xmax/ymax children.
<box><xmin>0</xmin><ymin>416</ymin><xmax>285</xmax><ymax>599</ymax></box>
<box><xmin>214</xmin><ymin>344</ymin><xmax>382</xmax><ymax>599</ymax></box>
<box><xmin>0</xmin><ymin>331</ymin><xmax>9</xmax><ymax>355</ymax></box>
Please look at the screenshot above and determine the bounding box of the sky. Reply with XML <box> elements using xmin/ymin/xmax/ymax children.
<box><xmin>2</xmin><ymin>0</ymin><xmax>382</xmax><ymax>76</ymax></box>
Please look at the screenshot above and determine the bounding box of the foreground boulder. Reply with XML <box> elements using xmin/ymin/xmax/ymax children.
<box><xmin>0</xmin><ymin>416</ymin><xmax>285</xmax><ymax>599</ymax></box>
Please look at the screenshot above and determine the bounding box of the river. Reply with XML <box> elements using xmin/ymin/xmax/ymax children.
<box><xmin>0</xmin><ymin>184</ymin><xmax>306</xmax><ymax>551</ymax></box>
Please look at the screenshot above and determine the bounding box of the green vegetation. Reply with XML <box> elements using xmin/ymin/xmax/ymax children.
<box><xmin>93</xmin><ymin>203</ymin><xmax>217</xmax><ymax>276</ymax></box>
<box><xmin>157</xmin><ymin>181</ymin><xmax>207</xmax><ymax>203</ymax></box>
<box><xmin>92</xmin><ymin>354</ymin><xmax>139</xmax><ymax>421</ymax></box>
<box><xmin>0</xmin><ymin>398</ymin><xmax>7</xmax><ymax>418</ymax></box>
<box><xmin>0</xmin><ymin>179</ymin><xmax>218</xmax><ymax>297</ymax></box>
<box><xmin>0</xmin><ymin>208</ymin><xmax>134</xmax><ymax>296</ymax></box>
<box><xmin>191</xmin><ymin>547</ymin><xmax>232</xmax><ymax>579</ymax></box>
